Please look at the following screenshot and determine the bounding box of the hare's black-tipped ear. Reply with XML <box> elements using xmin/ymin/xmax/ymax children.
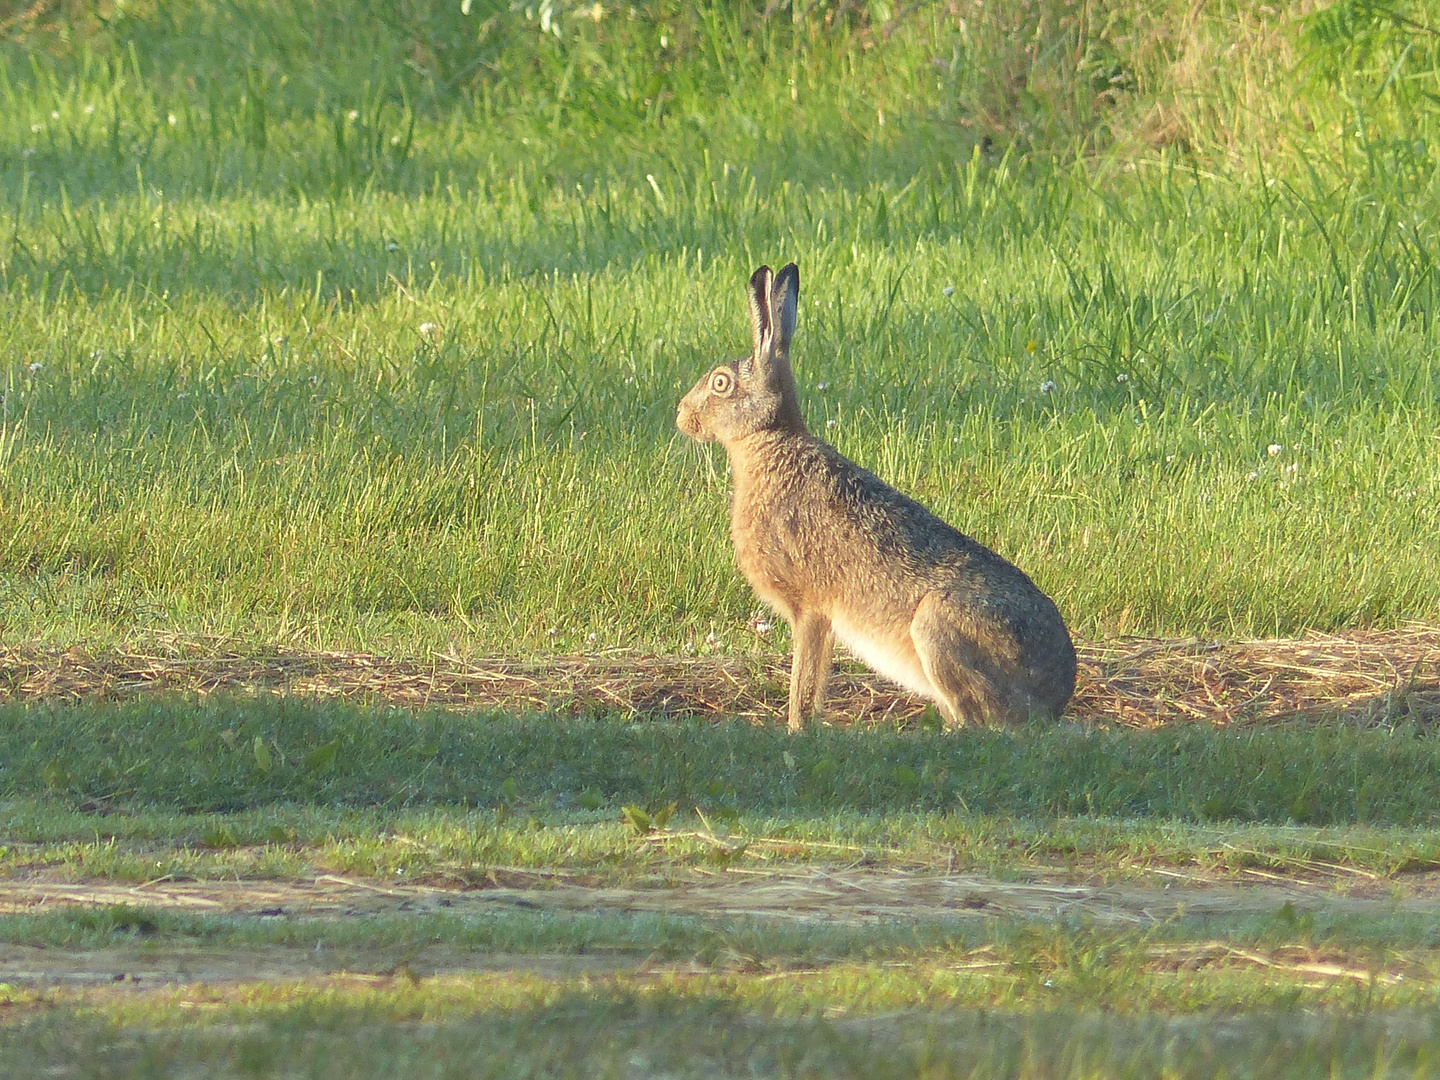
<box><xmin>748</xmin><ymin>264</ymin><xmax>774</xmax><ymax>361</ymax></box>
<box><xmin>770</xmin><ymin>263</ymin><xmax>799</xmax><ymax>354</ymax></box>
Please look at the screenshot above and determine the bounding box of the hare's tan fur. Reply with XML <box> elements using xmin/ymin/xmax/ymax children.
<box><xmin>677</xmin><ymin>263</ymin><xmax>1076</xmax><ymax>732</ymax></box>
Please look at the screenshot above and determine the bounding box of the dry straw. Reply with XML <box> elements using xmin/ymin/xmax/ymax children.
<box><xmin>3</xmin><ymin>629</ymin><xmax>1438</xmax><ymax>728</ymax></box>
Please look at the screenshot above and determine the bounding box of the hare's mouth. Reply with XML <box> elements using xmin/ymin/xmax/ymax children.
<box><xmin>675</xmin><ymin>404</ymin><xmax>701</xmax><ymax>438</ymax></box>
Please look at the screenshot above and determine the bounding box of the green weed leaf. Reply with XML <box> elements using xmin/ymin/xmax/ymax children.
<box><xmin>41</xmin><ymin>759</ymin><xmax>71</xmax><ymax>791</ymax></box>
<box><xmin>304</xmin><ymin>739</ymin><xmax>340</xmax><ymax>772</ymax></box>
<box><xmin>620</xmin><ymin>804</ymin><xmax>652</xmax><ymax>834</ymax></box>
<box><xmin>252</xmin><ymin>736</ymin><xmax>273</xmax><ymax>774</ymax></box>
<box><xmin>200</xmin><ymin>826</ymin><xmax>238</xmax><ymax>849</ymax></box>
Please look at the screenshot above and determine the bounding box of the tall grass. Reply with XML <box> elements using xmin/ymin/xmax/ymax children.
<box><xmin>2</xmin><ymin>2</ymin><xmax>1440</xmax><ymax>653</ymax></box>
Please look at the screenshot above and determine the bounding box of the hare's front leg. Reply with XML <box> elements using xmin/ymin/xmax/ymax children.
<box><xmin>787</xmin><ymin>610</ymin><xmax>834</xmax><ymax>732</ymax></box>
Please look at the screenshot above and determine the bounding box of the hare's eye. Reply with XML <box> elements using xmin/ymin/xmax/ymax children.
<box><xmin>710</xmin><ymin>370</ymin><xmax>734</xmax><ymax>395</ymax></box>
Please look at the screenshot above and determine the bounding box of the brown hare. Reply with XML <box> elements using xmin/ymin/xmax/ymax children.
<box><xmin>676</xmin><ymin>262</ymin><xmax>1076</xmax><ymax>732</ymax></box>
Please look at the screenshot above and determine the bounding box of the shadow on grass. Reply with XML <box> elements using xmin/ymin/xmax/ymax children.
<box><xmin>2</xmin><ymin>696</ymin><xmax>1438</xmax><ymax>824</ymax></box>
<box><xmin>2</xmin><ymin>989</ymin><xmax>1437</xmax><ymax>1080</ymax></box>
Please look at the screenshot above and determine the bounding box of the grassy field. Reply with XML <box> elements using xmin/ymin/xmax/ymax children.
<box><xmin>3</xmin><ymin>0</ymin><xmax>1440</xmax><ymax>652</ymax></box>
<box><xmin>6</xmin><ymin>1</ymin><xmax>1440</xmax><ymax>1076</ymax></box>
<box><xmin>10</xmin><ymin>701</ymin><xmax>1440</xmax><ymax>1077</ymax></box>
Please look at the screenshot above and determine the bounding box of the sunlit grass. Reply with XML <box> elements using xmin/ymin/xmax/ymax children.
<box><xmin>2</xmin><ymin>5</ymin><xmax>1440</xmax><ymax>654</ymax></box>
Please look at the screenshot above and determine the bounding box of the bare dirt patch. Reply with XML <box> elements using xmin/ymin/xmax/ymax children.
<box><xmin>4</xmin><ymin>870</ymin><xmax>1435</xmax><ymax>991</ymax></box>
<box><xmin>0</xmin><ymin>941</ymin><xmax>634</xmax><ymax>989</ymax></box>
<box><xmin>1</xmin><ymin>866</ymin><xmax>1434</xmax><ymax>930</ymax></box>
<box><xmin>4</xmin><ymin>628</ymin><xmax>1440</xmax><ymax>727</ymax></box>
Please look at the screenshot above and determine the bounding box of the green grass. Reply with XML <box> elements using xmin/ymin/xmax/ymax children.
<box><xmin>7</xmin><ymin>697</ymin><xmax>1440</xmax><ymax>825</ymax></box>
<box><xmin>8</xmin><ymin>698</ymin><xmax>1440</xmax><ymax>1076</ymax></box>
<box><xmin>6</xmin><ymin>991</ymin><xmax>1439</xmax><ymax>1080</ymax></box>
<box><xmin>3</xmin><ymin>2</ymin><xmax>1440</xmax><ymax>653</ymax></box>
<box><xmin>10</xmin><ymin>899</ymin><xmax>1440</xmax><ymax>963</ymax></box>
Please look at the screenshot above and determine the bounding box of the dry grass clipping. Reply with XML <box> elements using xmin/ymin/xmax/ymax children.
<box><xmin>3</xmin><ymin>628</ymin><xmax>1439</xmax><ymax>728</ymax></box>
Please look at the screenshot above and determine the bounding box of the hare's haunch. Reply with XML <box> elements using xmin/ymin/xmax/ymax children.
<box><xmin>677</xmin><ymin>263</ymin><xmax>1076</xmax><ymax>731</ymax></box>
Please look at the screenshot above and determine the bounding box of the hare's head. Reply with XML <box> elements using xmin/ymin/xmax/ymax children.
<box><xmin>677</xmin><ymin>263</ymin><xmax>804</xmax><ymax>445</ymax></box>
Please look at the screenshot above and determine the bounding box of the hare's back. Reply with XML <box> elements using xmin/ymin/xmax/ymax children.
<box><xmin>818</xmin><ymin>447</ymin><xmax>1070</xmax><ymax>640</ymax></box>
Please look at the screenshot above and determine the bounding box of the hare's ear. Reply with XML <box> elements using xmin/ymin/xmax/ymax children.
<box><xmin>747</xmin><ymin>264</ymin><xmax>774</xmax><ymax>364</ymax></box>
<box><xmin>769</xmin><ymin>263</ymin><xmax>799</xmax><ymax>355</ymax></box>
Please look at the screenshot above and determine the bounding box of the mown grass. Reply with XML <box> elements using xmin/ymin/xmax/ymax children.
<box><xmin>7</xmin><ymin>696</ymin><xmax>1440</xmax><ymax>892</ymax></box>
<box><xmin>7</xmin><ymin>697</ymin><xmax>1440</xmax><ymax>825</ymax></box>
<box><xmin>6</xmin><ymin>990</ymin><xmax>1439</xmax><ymax>1080</ymax></box>
<box><xmin>10</xmin><ymin>795</ymin><xmax>1440</xmax><ymax>884</ymax></box>
<box><xmin>8</xmin><ymin>899</ymin><xmax>1440</xmax><ymax>961</ymax></box>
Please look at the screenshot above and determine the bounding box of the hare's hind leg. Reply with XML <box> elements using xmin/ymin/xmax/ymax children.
<box><xmin>787</xmin><ymin>610</ymin><xmax>834</xmax><ymax>733</ymax></box>
<box><xmin>910</xmin><ymin>594</ymin><xmax>1009</xmax><ymax>728</ymax></box>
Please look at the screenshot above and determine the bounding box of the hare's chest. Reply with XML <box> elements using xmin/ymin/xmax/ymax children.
<box><xmin>729</xmin><ymin>487</ymin><xmax>809</xmax><ymax>617</ymax></box>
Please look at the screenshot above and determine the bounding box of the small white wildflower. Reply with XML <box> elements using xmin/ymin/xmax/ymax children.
<box><xmin>22</xmin><ymin>147</ymin><xmax>35</xmax><ymax>157</ymax></box>
<box><xmin>752</xmin><ymin>619</ymin><xmax>772</xmax><ymax>635</ymax></box>
<box><xmin>419</xmin><ymin>322</ymin><xmax>438</xmax><ymax>335</ymax></box>
<box><xmin>390</xmin><ymin>134</ymin><xmax>401</xmax><ymax>145</ymax></box>
<box><xmin>30</xmin><ymin>123</ymin><xmax>42</xmax><ymax>133</ymax></box>
<box><xmin>167</xmin><ymin>113</ymin><xmax>177</xmax><ymax>126</ymax></box>
<box><xmin>1165</xmin><ymin>454</ymin><xmax>1175</xmax><ymax>463</ymax></box>
<box><xmin>1267</xmin><ymin>444</ymin><xmax>1282</xmax><ymax>456</ymax></box>
<box><xmin>50</xmin><ymin>110</ymin><xmax>59</xmax><ymax>120</ymax></box>
<box><xmin>385</xmin><ymin>241</ymin><xmax>399</xmax><ymax>251</ymax></box>
<box><xmin>90</xmin><ymin>350</ymin><xmax>102</xmax><ymax>359</ymax></box>
<box><xmin>547</xmin><ymin>627</ymin><xmax>558</xmax><ymax>637</ymax></box>
<box><xmin>1285</xmin><ymin>462</ymin><xmax>1299</xmax><ymax>474</ymax></box>
<box><xmin>659</xmin><ymin>33</ymin><xmax>668</xmax><ymax>47</ymax></box>
<box><xmin>27</xmin><ymin>362</ymin><xmax>42</xmax><ymax>374</ymax></box>
<box><xmin>1246</xmin><ymin>470</ymin><xmax>1259</xmax><ymax>481</ymax></box>
<box><xmin>1039</xmin><ymin>380</ymin><xmax>1056</xmax><ymax>394</ymax></box>
<box><xmin>816</xmin><ymin>382</ymin><xmax>828</xmax><ymax>391</ymax></box>
<box><xmin>705</xmin><ymin>631</ymin><xmax>719</xmax><ymax>648</ymax></box>
<box><xmin>826</xmin><ymin>418</ymin><xmax>838</xmax><ymax>428</ymax></box>
<box><xmin>586</xmin><ymin>632</ymin><xmax>597</xmax><ymax>644</ymax></box>
<box><xmin>347</xmin><ymin>109</ymin><xmax>359</xmax><ymax>121</ymax></box>
<box><xmin>1116</xmin><ymin>373</ymin><xmax>1128</xmax><ymax>383</ymax></box>
<box><xmin>84</xmin><ymin>104</ymin><xmax>95</xmax><ymax>114</ymax></box>
<box><xmin>942</xmin><ymin>285</ymin><xmax>955</xmax><ymax>297</ymax></box>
